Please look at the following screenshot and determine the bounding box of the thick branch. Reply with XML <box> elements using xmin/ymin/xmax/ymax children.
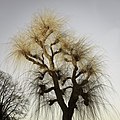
<box><xmin>29</xmin><ymin>54</ymin><xmax>44</xmax><ymax>64</ymax></box>
<box><xmin>66</xmin><ymin>65</ymin><xmax>79</xmax><ymax>119</ymax></box>
<box><xmin>43</xmin><ymin>29</ymin><xmax>53</xmax><ymax>42</ymax></box>
<box><xmin>62</xmin><ymin>77</ymin><xmax>71</xmax><ymax>85</ymax></box>
<box><xmin>42</xmin><ymin>44</ymin><xmax>54</xmax><ymax>69</ymax></box>
<box><xmin>61</xmin><ymin>86</ymin><xmax>72</xmax><ymax>94</ymax></box>
<box><xmin>51</xmin><ymin>71</ymin><xmax>67</xmax><ymax>112</ymax></box>
<box><xmin>53</xmin><ymin>48</ymin><xmax>62</xmax><ymax>56</ymax></box>
<box><xmin>75</xmin><ymin>70</ymin><xmax>87</xmax><ymax>78</ymax></box>
<box><xmin>71</xmin><ymin>65</ymin><xmax>78</xmax><ymax>85</ymax></box>
<box><xmin>48</xmin><ymin>99</ymin><xmax>57</xmax><ymax>106</ymax></box>
<box><xmin>45</xmin><ymin>87</ymin><xmax>54</xmax><ymax>93</ymax></box>
<box><xmin>67</xmin><ymin>87</ymin><xmax>79</xmax><ymax>120</ymax></box>
<box><xmin>24</xmin><ymin>54</ymin><xmax>48</xmax><ymax>69</ymax></box>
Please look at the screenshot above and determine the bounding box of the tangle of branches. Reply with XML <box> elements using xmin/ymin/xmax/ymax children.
<box><xmin>0</xmin><ymin>71</ymin><xmax>28</xmax><ymax>120</ymax></box>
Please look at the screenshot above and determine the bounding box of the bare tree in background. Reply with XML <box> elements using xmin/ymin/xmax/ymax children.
<box><xmin>0</xmin><ymin>70</ymin><xmax>28</xmax><ymax>120</ymax></box>
<box><xmin>10</xmin><ymin>12</ymin><xmax>110</xmax><ymax>120</ymax></box>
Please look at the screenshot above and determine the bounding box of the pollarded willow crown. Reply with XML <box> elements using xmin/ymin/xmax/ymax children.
<box><xmin>10</xmin><ymin>12</ymin><xmax>109</xmax><ymax>120</ymax></box>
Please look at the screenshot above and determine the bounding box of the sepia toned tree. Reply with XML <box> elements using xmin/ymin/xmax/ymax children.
<box><xmin>10</xmin><ymin>12</ymin><xmax>110</xmax><ymax>120</ymax></box>
<box><xmin>0</xmin><ymin>70</ymin><xmax>28</xmax><ymax>120</ymax></box>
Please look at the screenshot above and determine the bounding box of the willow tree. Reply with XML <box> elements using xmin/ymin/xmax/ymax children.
<box><xmin>0</xmin><ymin>70</ymin><xmax>28</xmax><ymax>120</ymax></box>
<box><xmin>11</xmin><ymin>12</ymin><xmax>109</xmax><ymax>120</ymax></box>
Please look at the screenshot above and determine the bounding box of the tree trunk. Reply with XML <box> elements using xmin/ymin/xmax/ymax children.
<box><xmin>62</xmin><ymin>109</ymin><xmax>74</xmax><ymax>120</ymax></box>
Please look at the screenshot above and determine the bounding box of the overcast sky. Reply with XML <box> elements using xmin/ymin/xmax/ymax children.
<box><xmin>0</xmin><ymin>0</ymin><xmax>120</xmax><ymax>120</ymax></box>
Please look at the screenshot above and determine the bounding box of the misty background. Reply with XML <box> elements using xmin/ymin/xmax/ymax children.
<box><xmin>0</xmin><ymin>0</ymin><xmax>120</xmax><ymax>119</ymax></box>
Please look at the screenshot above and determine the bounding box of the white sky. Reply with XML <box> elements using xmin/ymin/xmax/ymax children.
<box><xmin>0</xmin><ymin>0</ymin><xmax>120</xmax><ymax>120</ymax></box>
